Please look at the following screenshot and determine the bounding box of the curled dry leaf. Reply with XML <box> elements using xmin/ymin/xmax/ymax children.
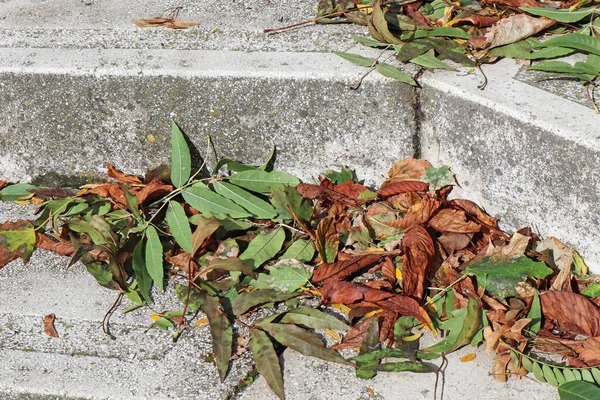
<box><xmin>333</xmin><ymin>180</ymin><xmax>371</xmax><ymax>201</ymax></box>
<box><xmin>82</xmin><ymin>182</ymin><xmax>127</xmax><ymax>209</ymax></box>
<box><xmin>311</xmin><ymin>253</ymin><xmax>383</xmax><ymax>284</ymax></box>
<box><xmin>450</xmin><ymin>15</ymin><xmax>500</xmax><ymax>28</ymax></box>
<box><xmin>540</xmin><ymin>291</ymin><xmax>600</xmax><ymax>338</ymax></box>
<box><xmin>297</xmin><ymin>183</ymin><xmax>360</xmax><ymax>206</ymax></box>
<box><xmin>378</xmin><ymin>181</ymin><xmax>429</xmax><ymax>198</ymax></box>
<box><xmin>429</xmin><ymin>208</ymin><xmax>480</xmax><ymax>234</ymax></box>
<box><xmin>389</xmin><ymin>199</ymin><xmax>441</xmax><ymax>230</ymax></box>
<box><xmin>36</xmin><ymin>233</ymin><xmax>75</xmax><ymax>256</ymax></box>
<box><xmin>43</xmin><ymin>313</ymin><xmax>59</xmax><ymax>338</ymax></box>
<box><xmin>400</xmin><ymin>225</ymin><xmax>434</xmax><ymax>300</ymax></box>
<box><xmin>133</xmin><ymin>18</ymin><xmax>200</xmax><ymax>29</ymax></box>
<box><xmin>382</xmin><ymin>157</ymin><xmax>432</xmax><ymax>188</ymax></box>
<box><xmin>136</xmin><ymin>178</ymin><xmax>174</xmax><ymax>205</ymax></box>
<box><xmin>106</xmin><ymin>163</ymin><xmax>142</xmax><ymax>184</ymax></box>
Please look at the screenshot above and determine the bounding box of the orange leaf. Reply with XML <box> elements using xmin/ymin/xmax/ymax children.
<box><xmin>429</xmin><ymin>208</ymin><xmax>480</xmax><ymax>233</ymax></box>
<box><xmin>136</xmin><ymin>178</ymin><xmax>173</xmax><ymax>205</ymax></box>
<box><xmin>106</xmin><ymin>162</ymin><xmax>142</xmax><ymax>184</ymax></box>
<box><xmin>400</xmin><ymin>225</ymin><xmax>434</xmax><ymax>300</ymax></box>
<box><xmin>43</xmin><ymin>314</ymin><xmax>59</xmax><ymax>338</ymax></box>
<box><xmin>461</xmin><ymin>353</ymin><xmax>477</xmax><ymax>362</ymax></box>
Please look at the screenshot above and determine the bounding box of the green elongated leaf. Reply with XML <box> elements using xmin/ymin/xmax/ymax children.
<box><xmin>587</xmin><ymin>54</ymin><xmax>600</xmax><ymax>73</ymax></box>
<box><xmin>564</xmin><ymin>368</ymin><xmax>578</xmax><ymax>382</ymax></box>
<box><xmin>555</xmin><ymin>368</ymin><xmax>568</xmax><ymax>385</ymax></box>
<box><xmin>544</xmin><ymin>364</ymin><xmax>559</xmax><ymax>386</ymax></box>
<box><xmin>464</xmin><ymin>256</ymin><xmax>553</xmax><ymax>299</ymax></box>
<box><xmin>522</xmin><ymin>47</ymin><xmax>575</xmax><ymax>60</ymax></box>
<box><xmin>153</xmin><ymin>316</ymin><xmax>174</xmax><ymax>330</ymax></box>
<box><xmin>352</xmin><ymin>348</ymin><xmax>408</xmax><ymax>364</ymax></box>
<box><xmin>410</xmin><ymin>52</ymin><xmax>456</xmax><ymax>71</ymax></box>
<box><xmin>228</xmin><ymin>170</ymin><xmax>300</xmax><ymax>193</ymax></box>
<box><xmin>279</xmin><ymin>307</ymin><xmax>350</xmax><ymax>330</ymax></box>
<box><xmin>230</xmin><ymin>289</ymin><xmax>300</xmax><ymax>316</ymax></box>
<box><xmin>198</xmin><ymin>292</ymin><xmax>232</xmax><ymax>382</ymax></box>
<box><xmin>125</xmin><ymin>288</ymin><xmax>143</xmax><ymax>305</ymax></box>
<box><xmin>558</xmin><ymin>381</ymin><xmax>600</xmax><ymax>400</ymax></box>
<box><xmin>591</xmin><ymin>368</ymin><xmax>600</xmax><ymax>384</ymax></box>
<box><xmin>191</xmin><ymin>216</ymin><xmax>222</xmax><ymax>255</ymax></box>
<box><xmin>260</xmin><ymin>323</ymin><xmax>353</xmax><ymax>366</ymax></box>
<box><xmin>132</xmin><ymin>239</ymin><xmax>152</xmax><ymax>302</ymax></box>
<box><xmin>533</xmin><ymin>361</ymin><xmax>546</xmax><ymax>382</ymax></box>
<box><xmin>375</xmin><ymin>64</ymin><xmax>418</xmax><ymax>86</ymax></box>
<box><xmin>534</xmin><ymin>33</ymin><xmax>600</xmax><ymax>56</ymax></box>
<box><xmin>199</xmin><ymin>257</ymin><xmax>256</xmax><ymax>279</ymax></box>
<box><xmin>582</xmin><ymin>369</ymin><xmax>595</xmax><ymax>383</ymax></box>
<box><xmin>0</xmin><ymin>183</ymin><xmax>38</xmax><ymax>201</ymax></box>
<box><xmin>527</xmin><ymin>290</ymin><xmax>542</xmax><ymax>336</ymax></box>
<box><xmin>250</xmin><ymin>260</ymin><xmax>312</xmax><ymax>292</ymax></box>
<box><xmin>281</xmin><ymin>239</ymin><xmax>316</xmax><ymax>262</ymax></box>
<box><xmin>122</xmin><ymin>184</ymin><xmax>140</xmax><ymax>219</ymax></box>
<box><xmin>364</xmin><ymin>361</ymin><xmax>436</xmax><ymax>373</ymax></box>
<box><xmin>353</xmin><ymin>35</ymin><xmax>391</xmax><ymax>48</ymax></box>
<box><xmin>522</xmin><ymin>355</ymin><xmax>534</xmax><ymax>372</ymax></box>
<box><xmin>489</xmin><ymin>40</ymin><xmax>534</xmax><ymax>59</ymax></box>
<box><xmin>85</xmin><ymin>262</ymin><xmax>119</xmax><ymax>290</ymax></box>
<box><xmin>239</xmin><ymin>227</ymin><xmax>286</xmax><ymax>269</ymax></box>
<box><xmin>0</xmin><ymin>220</ymin><xmax>36</xmax><ymax>268</ymax></box>
<box><xmin>213</xmin><ymin>181</ymin><xmax>277</xmax><ymax>219</ymax></box>
<box><xmin>212</xmin><ymin>158</ymin><xmax>258</xmax><ymax>176</ymax></box>
<box><xmin>574</xmin><ymin>369</ymin><xmax>583</xmax><ymax>380</ymax></box>
<box><xmin>529</xmin><ymin>61</ymin><xmax>597</xmax><ymax>76</ymax></box>
<box><xmin>270</xmin><ymin>185</ymin><xmax>313</xmax><ymax>223</ymax></box>
<box><xmin>67</xmin><ymin>219</ymin><xmax>106</xmax><ymax>245</ymax></box>
<box><xmin>166</xmin><ymin>201</ymin><xmax>193</xmax><ymax>253</ymax></box>
<box><xmin>171</xmin><ymin>120</ymin><xmax>191</xmax><ymax>188</ymax></box>
<box><xmin>174</xmin><ymin>284</ymin><xmax>203</xmax><ymax>311</ymax></box>
<box><xmin>574</xmin><ymin>61</ymin><xmax>600</xmax><ymax>75</ymax></box>
<box><xmin>413</xmin><ymin>27</ymin><xmax>471</xmax><ymax>39</ymax></box>
<box><xmin>335</xmin><ymin>52</ymin><xmax>377</xmax><ymax>67</ymax></box>
<box><xmin>145</xmin><ymin>225</ymin><xmax>164</xmax><ymax>291</ymax></box>
<box><xmin>395</xmin><ymin>42</ymin><xmax>431</xmax><ymax>62</ymax></box>
<box><xmin>250</xmin><ymin>329</ymin><xmax>285</xmax><ymax>400</ymax></box>
<box><xmin>520</xmin><ymin>6</ymin><xmax>596</xmax><ymax>23</ymax></box>
<box><xmin>182</xmin><ymin>184</ymin><xmax>251</xmax><ymax>219</ymax></box>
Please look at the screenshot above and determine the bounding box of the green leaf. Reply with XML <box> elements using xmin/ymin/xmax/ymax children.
<box><xmin>564</xmin><ymin>368</ymin><xmax>578</xmax><ymax>382</ymax></box>
<box><xmin>323</xmin><ymin>166</ymin><xmax>356</xmax><ymax>184</ymax></box>
<box><xmin>335</xmin><ymin>52</ymin><xmax>377</xmax><ymax>67</ymax></box>
<box><xmin>522</xmin><ymin>47</ymin><xmax>575</xmax><ymax>60</ymax></box>
<box><xmin>132</xmin><ymin>239</ymin><xmax>152</xmax><ymax>302</ymax></box>
<box><xmin>544</xmin><ymin>364</ymin><xmax>559</xmax><ymax>386</ymax></box>
<box><xmin>410</xmin><ymin>52</ymin><xmax>456</xmax><ymax>71</ymax></box>
<box><xmin>212</xmin><ymin>158</ymin><xmax>258</xmax><ymax>176</ymax></box>
<box><xmin>230</xmin><ymin>289</ymin><xmax>300</xmax><ymax>316</ymax></box>
<box><xmin>586</xmin><ymin>54</ymin><xmax>600</xmax><ymax>73</ymax></box>
<box><xmin>67</xmin><ymin>219</ymin><xmax>106</xmax><ymax>245</ymax></box>
<box><xmin>239</xmin><ymin>227</ymin><xmax>286</xmax><ymax>269</ymax></box>
<box><xmin>182</xmin><ymin>183</ymin><xmax>251</xmax><ymax>219</ymax></box>
<box><xmin>250</xmin><ymin>329</ymin><xmax>285</xmax><ymax>400</ymax></box>
<box><xmin>0</xmin><ymin>183</ymin><xmax>38</xmax><ymax>201</ymax></box>
<box><xmin>375</xmin><ymin>64</ymin><xmax>418</xmax><ymax>86</ymax></box>
<box><xmin>533</xmin><ymin>361</ymin><xmax>546</xmax><ymax>382</ymax></box>
<box><xmin>413</xmin><ymin>27</ymin><xmax>470</xmax><ymax>39</ymax></box>
<box><xmin>421</xmin><ymin>165</ymin><xmax>455</xmax><ymax>192</ymax></box>
<box><xmin>279</xmin><ymin>308</ymin><xmax>350</xmax><ymax>330</ymax></box>
<box><xmin>529</xmin><ymin>61</ymin><xmax>598</xmax><ymax>76</ymax></box>
<box><xmin>558</xmin><ymin>381</ymin><xmax>600</xmax><ymax>400</ymax></box>
<box><xmin>198</xmin><ymin>292</ymin><xmax>233</xmax><ymax>382</ymax></box>
<box><xmin>353</xmin><ymin>348</ymin><xmax>408</xmax><ymax>364</ymax></box>
<box><xmin>166</xmin><ymin>201</ymin><xmax>193</xmax><ymax>253</ymax></box>
<box><xmin>520</xmin><ymin>6</ymin><xmax>596</xmax><ymax>23</ymax></box>
<box><xmin>174</xmin><ymin>284</ymin><xmax>203</xmax><ymax>311</ymax></box>
<box><xmin>281</xmin><ymin>239</ymin><xmax>316</xmax><ymax>262</ymax></box>
<box><xmin>260</xmin><ymin>323</ymin><xmax>353</xmax><ymax>366</ymax></box>
<box><xmin>250</xmin><ymin>260</ymin><xmax>312</xmax><ymax>292</ymax></box>
<box><xmin>489</xmin><ymin>40</ymin><xmax>534</xmax><ymax>59</ymax></box>
<box><xmin>464</xmin><ymin>256</ymin><xmax>553</xmax><ymax>299</ymax></box>
<box><xmin>213</xmin><ymin>181</ymin><xmax>277</xmax><ymax>219</ymax></box>
<box><xmin>352</xmin><ymin>35</ymin><xmax>390</xmax><ymax>48</ymax></box>
<box><xmin>85</xmin><ymin>262</ymin><xmax>119</xmax><ymax>290</ymax></box>
<box><xmin>556</xmin><ymin>368</ymin><xmax>568</xmax><ymax>385</ymax></box>
<box><xmin>171</xmin><ymin>120</ymin><xmax>191</xmax><ymax>188</ymax></box>
<box><xmin>145</xmin><ymin>225</ymin><xmax>164</xmax><ymax>291</ymax></box>
<box><xmin>534</xmin><ymin>33</ymin><xmax>600</xmax><ymax>56</ymax></box>
<box><xmin>356</xmin><ymin>318</ymin><xmax>381</xmax><ymax>379</ymax></box>
<box><xmin>582</xmin><ymin>369</ymin><xmax>596</xmax><ymax>383</ymax></box>
<box><xmin>153</xmin><ymin>316</ymin><xmax>174</xmax><ymax>330</ymax></box>
<box><xmin>0</xmin><ymin>220</ymin><xmax>36</xmax><ymax>268</ymax></box>
<box><xmin>527</xmin><ymin>290</ymin><xmax>542</xmax><ymax>336</ymax></box>
<box><xmin>270</xmin><ymin>185</ymin><xmax>313</xmax><ymax>223</ymax></box>
<box><xmin>228</xmin><ymin>170</ymin><xmax>300</xmax><ymax>193</ymax></box>
<box><xmin>591</xmin><ymin>368</ymin><xmax>600</xmax><ymax>384</ymax></box>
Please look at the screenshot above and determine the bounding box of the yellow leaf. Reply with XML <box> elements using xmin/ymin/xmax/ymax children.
<box><xmin>403</xmin><ymin>332</ymin><xmax>423</xmax><ymax>342</ymax></box>
<box><xmin>364</xmin><ymin>309</ymin><xmax>384</xmax><ymax>319</ymax></box>
<box><xmin>332</xmin><ymin>304</ymin><xmax>352</xmax><ymax>313</ymax></box>
<box><xmin>150</xmin><ymin>314</ymin><xmax>161</xmax><ymax>321</ymax></box>
<box><xmin>395</xmin><ymin>268</ymin><xmax>402</xmax><ymax>280</ymax></box>
<box><xmin>147</xmin><ymin>133</ymin><xmax>156</xmax><ymax>143</ymax></box>
<box><xmin>325</xmin><ymin>328</ymin><xmax>341</xmax><ymax>341</ymax></box>
<box><xmin>461</xmin><ymin>353</ymin><xmax>477</xmax><ymax>362</ymax></box>
<box><xmin>194</xmin><ymin>317</ymin><xmax>209</xmax><ymax>327</ymax></box>
<box><xmin>365</xmin><ymin>247</ymin><xmax>385</xmax><ymax>253</ymax></box>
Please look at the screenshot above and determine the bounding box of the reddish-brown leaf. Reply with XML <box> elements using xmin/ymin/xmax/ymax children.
<box><xmin>312</xmin><ymin>253</ymin><xmax>383</xmax><ymax>284</ymax></box>
<box><xmin>43</xmin><ymin>314</ymin><xmax>59</xmax><ymax>338</ymax></box>
<box><xmin>30</xmin><ymin>188</ymin><xmax>78</xmax><ymax>199</ymax></box>
<box><xmin>451</xmin><ymin>15</ymin><xmax>499</xmax><ymax>27</ymax></box>
<box><xmin>429</xmin><ymin>209</ymin><xmax>480</xmax><ymax>233</ymax></box>
<box><xmin>136</xmin><ymin>178</ymin><xmax>174</xmax><ymax>205</ymax></box>
<box><xmin>382</xmin><ymin>158</ymin><xmax>432</xmax><ymax>188</ymax></box>
<box><xmin>36</xmin><ymin>233</ymin><xmax>75</xmax><ymax>256</ymax></box>
<box><xmin>106</xmin><ymin>163</ymin><xmax>142</xmax><ymax>184</ymax></box>
<box><xmin>540</xmin><ymin>291</ymin><xmax>600</xmax><ymax>338</ymax></box>
<box><xmin>449</xmin><ymin>199</ymin><xmax>500</xmax><ymax>229</ymax></box>
<box><xmin>133</xmin><ymin>18</ymin><xmax>200</xmax><ymax>29</ymax></box>
<box><xmin>334</xmin><ymin>180</ymin><xmax>370</xmax><ymax>200</ymax></box>
<box><xmin>376</xmin><ymin>295</ymin><xmax>434</xmax><ymax>328</ymax></box>
<box><xmin>296</xmin><ymin>183</ymin><xmax>359</xmax><ymax>206</ymax></box>
<box><xmin>437</xmin><ymin>232</ymin><xmax>473</xmax><ymax>254</ymax></box>
<box><xmin>568</xmin><ymin>336</ymin><xmax>600</xmax><ymax>366</ymax></box>
<box><xmin>381</xmin><ymin>257</ymin><xmax>397</xmax><ymax>285</ymax></box>
<box><xmin>167</xmin><ymin>252</ymin><xmax>197</xmax><ymax>275</ymax></box>
<box><xmin>480</xmin><ymin>0</ymin><xmax>540</xmax><ymax>7</ymax></box>
<box><xmin>84</xmin><ymin>182</ymin><xmax>127</xmax><ymax>208</ymax></box>
<box><xmin>378</xmin><ymin>181</ymin><xmax>430</xmax><ymax>198</ymax></box>
<box><xmin>400</xmin><ymin>225</ymin><xmax>434</xmax><ymax>300</ymax></box>
<box><xmin>332</xmin><ymin>316</ymin><xmax>377</xmax><ymax>350</ymax></box>
<box><xmin>363</xmin><ymin>279</ymin><xmax>394</xmax><ymax>290</ymax></box>
<box><xmin>321</xmin><ymin>281</ymin><xmax>393</xmax><ymax>304</ymax></box>
<box><xmin>389</xmin><ymin>199</ymin><xmax>441</xmax><ymax>229</ymax></box>
<box><xmin>404</xmin><ymin>1</ymin><xmax>433</xmax><ymax>28</ymax></box>
<box><xmin>0</xmin><ymin>180</ymin><xmax>7</xmax><ymax>190</ymax></box>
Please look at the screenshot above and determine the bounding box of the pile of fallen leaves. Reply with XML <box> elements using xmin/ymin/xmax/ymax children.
<box><xmin>2</xmin><ymin>121</ymin><xmax>600</xmax><ymax>399</ymax></box>
<box><xmin>278</xmin><ymin>0</ymin><xmax>600</xmax><ymax>109</ymax></box>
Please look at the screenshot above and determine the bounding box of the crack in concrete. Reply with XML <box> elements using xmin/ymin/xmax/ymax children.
<box><xmin>411</xmin><ymin>69</ymin><xmax>425</xmax><ymax>159</ymax></box>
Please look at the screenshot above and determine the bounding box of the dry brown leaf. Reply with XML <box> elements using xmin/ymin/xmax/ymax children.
<box><xmin>429</xmin><ymin>208</ymin><xmax>480</xmax><ymax>233</ymax></box>
<box><xmin>389</xmin><ymin>199</ymin><xmax>441</xmax><ymax>229</ymax></box>
<box><xmin>540</xmin><ymin>291</ymin><xmax>600</xmax><ymax>338</ymax></box>
<box><xmin>36</xmin><ymin>233</ymin><xmax>75</xmax><ymax>256</ymax></box>
<box><xmin>311</xmin><ymin>253</ymin><xmax>382</xmax><ymax>284</ymax></box>
<box><xmin>334</xmin><ymin>180</ymin><xmax>370</xmax><ymax>200</ymax></box>
<box><xmin>377</xmin><ymin>181</ymin><xmax>429</xmax><ymax>198</ymax></box>
<box><xmin>84</xmin><ymin>182</ymin><xmax>127</xmax><ymax>208</ymax></box>
<box><xmin>297</xmin><ymin>183</ymin><xmax>360</xmax><ymax>206</ymax></box>
<box><xmin>450</xmin><ymin>15</ymin><xmax>500</xmax><ymax>27</ymax></box>
<box><xmin>438</xmin><ymin>232</ymin><xmax>474</xmax><ymax>254</ymax></box>
<box><xmin>483</xmin><ymin>15</ymin><xmax>555</xmax><ymax>49</ymax></box>
<box><xmin>0</xmin><ymin>180</ymin><xmax>7</xmax><ymax>190</ymax></box>
<box><xmin>382</xmin><ymin>157</ymin><xmax>432</xmax><ymax>188</ymax></box>
<box><xmin>332</xmin><ymin>316</ymin><xmax>377</xmax><ymax>350</ymax></box>
<box><xmin>133</xmin><ymin>18</ymin><xmax>199</xmax><ymax>29</ymax></box>
<box><xmin>106</xmin><ymin>162</ymin><xmax>142</xmax><ymax>184</ymax></box>
<box><xmin>400</xmin><ymin>225</ymin><xmax>434</xmax><ymax>300</ymax></box>
<box><xmin>43</xmin><ymin>314</ymin><xmax>59</xmax><ymax>338</ymax></box>
<box><xmin>136</xmin><ymin>178</ymin><xmax>173</xmax><ymax>205</ymax></box>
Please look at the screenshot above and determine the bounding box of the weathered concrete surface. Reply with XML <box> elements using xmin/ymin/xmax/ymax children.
<box><xmin>240</xmin><ymin>340</ymin><xmax>560</xmax><ymax>400</ymax></box>
<box><xmin>419</xmin><ymin>61</ymin><xmax>600</xmax><ymax>270</ymax></box>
